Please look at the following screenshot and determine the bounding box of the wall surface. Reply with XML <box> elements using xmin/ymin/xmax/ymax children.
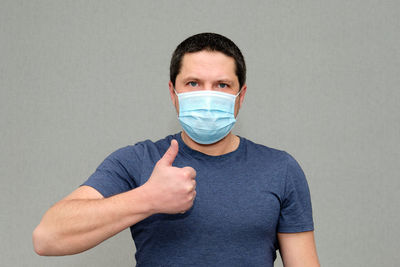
<box><xmin>1</xmin><ymin>1</ymin><xmax>399</xmax><ymax>266</ymax></box>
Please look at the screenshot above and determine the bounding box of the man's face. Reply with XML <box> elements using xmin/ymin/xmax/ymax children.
<box><xmin>169</xmin><ymin>50</ymin><xmax>247</xmax><ymax>117</ymax></box>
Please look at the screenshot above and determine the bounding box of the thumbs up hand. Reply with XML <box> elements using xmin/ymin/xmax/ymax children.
<box><xmin>142</xmin><ymin>139</ymin><xmax>197</xmax><ymax>214</ymax></box>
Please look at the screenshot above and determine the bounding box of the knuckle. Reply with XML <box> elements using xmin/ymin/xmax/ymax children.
<box><xmin>183</xmin><ymin>171</ymin><xmax>191</xmax><ymax>179</ymax></box>
<box><xmin>182</xmin><ymin>167</ymin><xmax>195</xmax><ymax>178</ymax></box>
<box><xmin>189</xmin><ymin>191</ymin><xmax>196</xmax><ymax>201</ymax></box>
<box><xmin>186</xmin><ymin>185</ymin><xmax>193</xmax><ymax>192</ymax></box>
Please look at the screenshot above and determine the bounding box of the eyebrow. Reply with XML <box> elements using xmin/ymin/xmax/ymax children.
<box><xmin>182</xmin><ymin>77</ymin><xmax>200</xmax><ymax>83</ymax></box>
<box><xmin>182</xmin><ymin>77</ymin><xmax>235</xmax><ymax>85</ymax></box>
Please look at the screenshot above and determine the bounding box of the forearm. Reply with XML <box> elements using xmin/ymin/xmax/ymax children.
<box><xmin>33</xmin><ymin>186</ymin><xmax>153</xmax><ymax>256</ymax></box>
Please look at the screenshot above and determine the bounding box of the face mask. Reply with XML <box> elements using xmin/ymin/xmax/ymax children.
<box><xmin>175</xmin><ymin>89</ymin><xmax>241</xmax><ymax>144</ymax></box>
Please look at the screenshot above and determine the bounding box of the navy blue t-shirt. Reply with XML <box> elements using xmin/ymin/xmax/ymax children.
<box><xmin>82</xmin><ymin>132</ymin><xmax>314</xmax><ymax>266</ymax></box>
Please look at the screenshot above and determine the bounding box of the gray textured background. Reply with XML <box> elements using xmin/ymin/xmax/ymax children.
<box><xmin>1</xmin><ymin>1</ymin><xmax>399</xmax><ymax>266</ymax></box>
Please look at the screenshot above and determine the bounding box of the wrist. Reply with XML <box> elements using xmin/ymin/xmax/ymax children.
<box><xmin>135</xmin><ymin>184</ymin><xmax>158</xmax><ymax>216</ymax></box>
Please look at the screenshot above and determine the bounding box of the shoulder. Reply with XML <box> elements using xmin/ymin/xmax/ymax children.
<box><xmin>241</xmin><ymin>137</ymin><xmax>290</xmax><ymax>163</ymax></box>
<box><xmin>240</xmin><ymin>137</ymin><xmax>306</xmax><ymax>180</ymax></box>
<box><xmin>103</xmin><ymin>133</ymin><xmax>178</xmax><ymax>164</ymax></box>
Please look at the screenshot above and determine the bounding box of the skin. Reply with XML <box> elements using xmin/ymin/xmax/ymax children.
<box><xmin>278</xmin><ymin>231</ymin><xmax>320</xmax><ymax>267</ymax></box>
<box><xmin>33</xmin><ymin>49</ymin><xmax>320</xmax><ymax>266</ymax></box>
<box><xmin>168</xmin><ymin>50</ymin><xmax>247</xmax><ymax>156</ymax></box>
<box><xmin>32</xmin><ymin>140</ymin><xmax>196</xmax><ymax>255</ymax></box>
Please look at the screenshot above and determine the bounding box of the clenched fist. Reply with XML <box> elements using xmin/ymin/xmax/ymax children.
<box><xmin>141</xmin><ymin>139</ymin><xmax>197</xmax><ymax>214</ymax></box>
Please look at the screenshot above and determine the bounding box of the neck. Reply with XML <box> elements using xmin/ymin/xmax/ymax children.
<box><xmin>181</xmin><ymin>131</ymin><xmax>240</xmax><ymax>156</ymax></box>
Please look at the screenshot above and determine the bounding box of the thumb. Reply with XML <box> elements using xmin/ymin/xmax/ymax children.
<box><xmin>159</xmin><ymin>139</ymin><xmax>179</xmax><ymax>166</ymax></box>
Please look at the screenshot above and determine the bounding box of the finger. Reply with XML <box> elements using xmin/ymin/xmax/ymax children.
<box><xmin>186</xmin><ymin>183</ymin><xmax>195</xmax><ymax>192</ymax></box>
<box><xmin>159</xmin><ymin>139</ymin><xmax>179</xmax><ymax>166</ymax></box>
<box><xmin>182</xmin><ymin>166</ymin><xmax>196</xmax><ymax>179</ymax></box>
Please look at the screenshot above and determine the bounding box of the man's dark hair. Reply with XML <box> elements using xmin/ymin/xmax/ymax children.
<box><xmin>170</xmin><ymin>33</ymin><xmax>246</xmax><ymax>89</ymax></box>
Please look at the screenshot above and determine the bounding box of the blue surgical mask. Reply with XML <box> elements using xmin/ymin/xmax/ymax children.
<box><xmin>174</xmin><ymin>89</ymin><xmax>241</xmax><ymax>144</ymax></box>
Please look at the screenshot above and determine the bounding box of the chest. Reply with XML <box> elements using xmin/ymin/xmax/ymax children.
<box><xmin>192</xmin><ymin>168</ymin><xmax>281</xmax><ymax>234</ymax></box>
<box><xmin>134</xmin><ymin>164</ymin><xmax>282</xmax><ymax>244</ymax></box>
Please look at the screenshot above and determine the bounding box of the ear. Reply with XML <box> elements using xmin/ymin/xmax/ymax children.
<box><xmin>238</xmin><ymin>84</ymin><xmax>247</xmax><ymax>109</ymax></box>
<box><xmin>168</xmin><ymin>81</ymin><xmax>176</xmax><ymax>105</ymax></box>
<box><xmin>169</xmin><ymin>81</ymin><xmax>179</xmax><ymax>114</ymax></box>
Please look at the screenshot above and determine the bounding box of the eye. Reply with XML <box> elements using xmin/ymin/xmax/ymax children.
<box><xmin>188</xmin><ymin>81</ymin><xmax>198</xmax><ymax>87</ymax></box>
<box><xmin>218</xmin><ymin>83</ymin><xmax>228</xmax><ymax>89</ymax></box>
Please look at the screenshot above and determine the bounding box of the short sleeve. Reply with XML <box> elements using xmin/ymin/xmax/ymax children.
<box><xmin>277</xmin><ymin>153</ymin><xmax>314</xmax><ymax>233</ymax></box>
<box><xmin>81</xmin><ymin>146</ymin><xmax>140</xmax><ymax>198</ymax></box>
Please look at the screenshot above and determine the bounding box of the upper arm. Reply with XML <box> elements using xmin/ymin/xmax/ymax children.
<box><xmin>278</xmin><ymin>153</ymin><xmax>314</xmax><ymax>233</ymax></box>
<box><xmin>277</xmin><ymin>231</ymin><xmax>320</xmax><ymax>267</ymax></box>
<box><xmin>62</xmin><ymin>185</ymin><xmax>104</xmax><ymax>201</ymax></box>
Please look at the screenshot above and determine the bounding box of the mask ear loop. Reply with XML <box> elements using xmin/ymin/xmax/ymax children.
<box><xmin>235</xmin><ymin>88</ymin><xmax>243</xmax><ymax>97</ymax></box>
<box><xmin>172</xmin><ymin>88</ymin><xmax>180</xmax><ymax>118</ymax></box>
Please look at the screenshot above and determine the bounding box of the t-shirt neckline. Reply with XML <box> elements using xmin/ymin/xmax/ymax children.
<box><xmin>174</xmin><ymin>132</ymin><xmax>245</xmax><ymax>161</ymax></box>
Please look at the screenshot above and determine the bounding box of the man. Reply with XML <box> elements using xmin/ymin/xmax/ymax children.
<box><xmin>33</xmin><ymin>33</ymin><xmax>320</xmax><ymax>266</ymax></box>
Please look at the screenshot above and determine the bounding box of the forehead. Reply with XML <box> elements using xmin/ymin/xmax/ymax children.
<box><xmin>178</xmin><ymin>51</ymin><xmax>237</xmax><ymax>80</ymax></box>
